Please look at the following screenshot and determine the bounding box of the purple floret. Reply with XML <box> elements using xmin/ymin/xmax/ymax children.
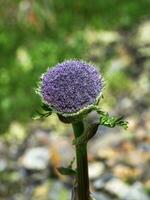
<box><xmin>40</xmin><ymin>60</ymin><xmax>103</xmax><ymax>114</ymax></box>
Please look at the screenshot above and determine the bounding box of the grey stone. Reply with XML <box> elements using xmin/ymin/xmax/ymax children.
<box><xmin>93</xmin><ymin>174</ymin><xmax>113</xmax><ymax>190</ymax></box>
<box><xmin>19</xmin><ymin>147</ymin><xmax>50</xmax><ymax>170</ymax></box>
<box><xmin>124</xmin><ymin>182</ymin><xmax>150</xmax><ymax>200</ymax></box>
<box><xmin>89</xmin><ymin>162</ymin><xmax>105</xmax><ymax>180</ymax></box>
<box><xmin>49</xmin><ymin>180</ymin><xmax>70</xmax><ymax>200</ymax></box>
<box><xmin>92</xmin><ymin>192</ymin><xmax>113</xmax><ymax>200</ymax></box>
<box><xmin>135</xmin><ymin>20</ymin><xmax>150</xmax><ymax>45</ymax></box>
<box><xmin>105</xmin><ymin>178</ymin><xmax>150</xmax><ymax>200</ymax></box>
<box><xmin>105</xmin><ymin>178</ymin><xmax>130</xmax><ymax>199</ymax></box>
<box><xmin>0</xmin><ymin>159</ymin><xmax>7</xmax><ymax>171</ymax></box>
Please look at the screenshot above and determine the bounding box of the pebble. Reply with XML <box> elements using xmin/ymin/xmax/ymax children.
<box><xmin>124</xmin><ymin>182</ymin><xmax>150</xmax><ymax>200</ymax></box>
<box><xmin>135</xmin><ymin>20</ymin><xmax>150</xmax><ymax>45</ymax></box>
<box><xmin>48</xmin><ymin>134</ymin><xmax>74</xmax><ymax>166</ymax></box>
<box><xmin>105</xmin><ymin>178</ymin><xmax>130</xmax><ymax>199</ymax></box>
<box><xmin>113</xmin><ymin>164</ymin><xmax>142</xmax><ymax>181</ymax></box>
<box><xmin>93</xmin><ymin>174</ymin><xmax>113</xmax><ymax>190</ymax></box>
<box><xmin>48</xmin><ymin>180</ymin><xmax>70</xmax><ymax>200</ymax></box>
<box><xmin>19</xmin><ymin>147</ymin><xmax>50</xmax><ymax>170</ymax></box>
<box><xmin>89</xmin><ymin>132</ymin><xmax>125</xmax><ymax>157</ymax></box>
<box><xmin>88</xmin><ymin>162</ymin><xmax>104</xmax><ymax>180</ymax></box>
<box><xmin>92</xmin><ymin>192</ymin><xmax>112</xmax><ymax>200</ymax></box>
<box><xmin>105</xmin><ymin>178</ymin><xmax>149</xmax><ymax>200</ymax></box>
<box><xmin>0</xmin><ymin>159</ymin><xmax>7</xmax><ymax>171</ymax></box>
<box><xmin>85</xmin><ymin>30</ymin><xmax>120</xmax><ymax>45</ymax></box>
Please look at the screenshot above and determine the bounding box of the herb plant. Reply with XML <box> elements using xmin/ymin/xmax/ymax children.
<box><xmin>35</xmin><ymin>60</ymin><xmax>128</xmax><ymax>200</ymax></box>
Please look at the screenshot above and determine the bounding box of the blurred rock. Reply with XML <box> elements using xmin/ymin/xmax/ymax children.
<box><xmin>85</xmin><ymin>30</ymin><xmax>121</xmax><ymax>45</ymax></box>
<box><xmin>89</xmin><ymin>132</ymin><xmax>125</xmax><ymax>157</ymax></box>
<box><xmin>127</xmin><ymin>116</ymin><xmax>139</xmax><ymax>132</ymax></box>
<box><xmin>29</xmin><ymin>128</ymin><xmax>50</xmax><ymax>146</ymax></box>
<box><xmin>49</xmin><ymin>134</ymin><xmax>74</xmax><ymax>167</ymax></box>
<box><xmin>113</xmin><ymin>164</ymin><xmax>142</xmax><ymax>181</ymax></box>
<box><xmin>0</xmin><ymin>159</ymin><xmax>7</xmax><ymax>171</ymax></box>
<box><xmin>105</xmin><ymin>178</ymin><xmax>130</xmax><ymax>199</ymax></box>
<box><xmin>48</xmin><ymin>180</ymin><xmax>70</xmax><ymax>200</ymax></box>
<box><xmin>89</xmin><ymin>162</ymin><xmax>105</xmax><ymax>180</ymax></box>
<box><xmin>19</xmin><ymin>147</ymin><xmax>50</xmax><ymax>170</ymax></box>
<box><xmin>107</xmin><ymin>58</ymin><xmax>130</xmax><ymax>75</ymax></box>
<box><xmin>126</xmin><ymin>150</ymin><xmax>150</xmax><ymax>166</ymax></box>
<box><xmin>93</xmin><ymin>174</ymin><xmax>113</xmax><ymax>190</ymax></box>
<box><xmin>138</xmin><ymin>143</ymin><xmax>150</xmax><ymax>152</ymax></box>
<box><xmin>93</xmin><ymin>192</ymin><xmax>112</xmax><ymax>200</ymax></box>
<box><xmin>32</xmin><ymin>181</ymin><xmax>49</xmax><ymax>200</ymax></box>
<box><xmin>117</xmin><ymin>97</ymin><xmax>133</xmax><ymax>113</ymax></box>
<box><xmin>97</xmin><ymin>147</ymin><xmax>119</xmax><ymax>165</ymax></box>
<box><xmin>138</xmin><ymin>46</ymin><xmax>150</xmax><ymax>57</ymax></box>
<box><xmin>133</xmin><ymin>73</ymin><xmax>150</xmax><ymax>99</ymax></box>
<box><xmin>6</xmin><ymin>122</ymin><xmax>26</xmax><ymax>142</ymax></box>
<box><xmin>135</xmin><ymin>20</ymin><xmax>150</xmax><ymax>45</ymax></box>
<box><xmin>15</xmin><ymin>194</ymin><xmax>27</xmax><ymax>200</ymax></box>
<box><xmin>142</xmin><ymin>111</ymin><xmax>150</xmax><ymax>130</ymax></box>
<box><xmin>124</xmin><ymin>182</ymin><xmax>149</xmax><ymax>200</ymax></box>
<box><xmin>144</xmin><ymin>179</ymin><xmax>150</xmax><ymax>189</ymax></box>
<box><xmin>105</xmin><ymin>178</ymin><xmax>149</xmax><ymax>200</ymax></box>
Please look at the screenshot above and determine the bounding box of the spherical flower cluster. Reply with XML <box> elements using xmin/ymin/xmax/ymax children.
<box><xmin>39</xmin><ymin>60</ymin><xmax>103</xmax><ymax>116</ymax></box>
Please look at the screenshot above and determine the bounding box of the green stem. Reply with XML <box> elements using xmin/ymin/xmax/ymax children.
<box><xmin>72</xmin><ymin>120</ymin><xmax>90</xmax><ymax>200</ymax></box>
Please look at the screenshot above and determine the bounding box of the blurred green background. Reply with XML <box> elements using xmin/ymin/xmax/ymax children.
<box><xmin>0</xmin><ymin>0</ymin><xmax>150</xmax><ymax>133</ymax></box>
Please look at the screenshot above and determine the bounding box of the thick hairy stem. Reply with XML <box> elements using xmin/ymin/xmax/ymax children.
<box><xmin>72</xmin><ymin>121</ymin><xmax>90</xmax><ymax>200</ymax></box>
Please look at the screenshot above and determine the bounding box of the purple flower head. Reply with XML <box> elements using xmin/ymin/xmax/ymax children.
<box><xmin>39</xmin><ymin>60</ymin><xmax>103</xmax><ymax>116</ymax></box>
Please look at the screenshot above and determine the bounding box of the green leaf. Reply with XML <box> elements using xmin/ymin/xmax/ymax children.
<box><xmin>57</xmin><ymin>167</ymin><xmax>77</xmax><ymax>176</ymax></box>
<box><xmin>32</xmin><ymin>114</ymin><xmax>41</xmax><ymax>120</ymax></box>
<box><xmin>68</xmin><ymin>157</ymin><xmax>75</xmax><ymax>168</ymax></box>
<box><xmin>33</xmin><ymin>109</ymin><xmax>52</xmax><ymax>120</ymax></box>
<box><xmin>94</xmin><ymin>106</ymin><xmax>128</xmax><ymax>129</ymax></box>
<box><xmin>99</xmin><ymin>112</ymin><xmax>128</xmax><ymax>129</ymax></box>
<box><xmin>41</xmin><ymin>103</ymin><xmax>52</xmax><ymax>112</ymax></box>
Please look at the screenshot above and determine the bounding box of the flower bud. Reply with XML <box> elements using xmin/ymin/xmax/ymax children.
<box><xmin>38</xmin><ymin>60</ymin><xmax>104</xmax><ymax>119</ymax></box>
